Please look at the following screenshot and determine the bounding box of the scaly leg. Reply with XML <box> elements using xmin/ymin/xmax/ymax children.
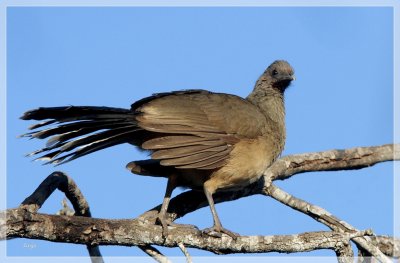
<box><xmin>156</xmin><ymin>174</ymin><xmax>177</xmax><ymax>237</ymax></box>
<box><xmin>202</xmin><ymin>185</ymin><xmax>238</xmax><ymax>239</ymax></box>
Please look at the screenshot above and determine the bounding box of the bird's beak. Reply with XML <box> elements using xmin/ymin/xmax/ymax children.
<box><xmin>279</xmin><ymin>74</ymin><xmax>295</xmax><ymax>82</ymax></box>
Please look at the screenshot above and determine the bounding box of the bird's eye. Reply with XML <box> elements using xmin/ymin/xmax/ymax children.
<box><xmin>272</xmin><ymin>69</ymin><xmax>278</xmax><ymax>76</ymax></box>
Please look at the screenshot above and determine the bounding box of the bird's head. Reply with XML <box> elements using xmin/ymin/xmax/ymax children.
<box><xmin>264</xmin><ymin>60</ymin><xmax>295</xmax><ymax>92</ymax></box>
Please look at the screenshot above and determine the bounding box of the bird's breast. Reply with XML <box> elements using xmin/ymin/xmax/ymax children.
<box><xmin>207</xmin><ymin>136</ymin><xmax>278</xmax><ymax>192</ymax></box>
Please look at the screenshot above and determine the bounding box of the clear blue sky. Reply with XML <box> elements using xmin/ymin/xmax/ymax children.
<box><xmin>4</xmin><ymin>4</ymin><xmax>395</xmax><ymax>262</ymax></box>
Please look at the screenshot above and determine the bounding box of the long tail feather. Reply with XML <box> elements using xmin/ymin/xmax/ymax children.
<box><xmin>21</xmin><ymin>106</ymin><xmax>139</xmax><ymax>165</ymax></box>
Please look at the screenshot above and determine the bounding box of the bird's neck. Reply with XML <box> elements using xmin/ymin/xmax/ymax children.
<box><xmin>247</xmin><ymin>86</ymin><xmax>286</xmax><ymax>124</ymax></box>
<box><xmin>246</xmin><ymin>85</ymin><xmax>286</xmax><ymax>152</ymax></box>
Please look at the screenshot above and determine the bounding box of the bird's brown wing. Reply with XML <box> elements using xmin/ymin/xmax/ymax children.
<box><xmin>134</xmin><ymin>90</ymin><xmax>268</xmax><ymax>170</ymax></box>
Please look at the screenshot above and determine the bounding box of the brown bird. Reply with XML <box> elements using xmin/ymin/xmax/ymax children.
<box><xmin>20</xmin><ymin>60</ymin><xmax>295</xmax><ymax>238</ymax></box>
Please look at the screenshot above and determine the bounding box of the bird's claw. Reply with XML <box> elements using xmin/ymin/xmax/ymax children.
<box><xmin>202</xmin><ymin>226</ymin><xmax>239</xmax><ymax>240</ymax></box>
<box><xmin>156</xmin><ymin>215</ymin><xmax>172</xmax><ymax>237</ymax></box>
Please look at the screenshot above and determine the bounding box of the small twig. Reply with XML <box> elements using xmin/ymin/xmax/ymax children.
<box><xmin>139</xmin><ymin>245</ymin><xmax>171</xmax><ymax>263</ymax></box>
<box><xmin>263</xmin><ymin>183</ymin><xmax>391</xmax><ymax>263</ymax></box>
<box><xmin>178</xmin><ymin>242</ymin><xmax>192</xmax><ymax>263</ymax></box>
<box><xmin>19</xmin><ymin>171</ymin><xmax>104</xmax><ymax>263</ymax></box>
<box><xmin>56</xmin><ymin>198</ymin><xmax>75</xmax><ymax>216</ymax></box>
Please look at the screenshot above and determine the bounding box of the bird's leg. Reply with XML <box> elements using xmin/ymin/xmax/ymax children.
<box><xmin>202</xmin><ymin>185</ymin><xmax>238</xmax><ymax>239</ymax></box>
<box><xmin>156</xmin><ymin>174</ymin><xmax>177</xmax><ymax>237</ymax></box>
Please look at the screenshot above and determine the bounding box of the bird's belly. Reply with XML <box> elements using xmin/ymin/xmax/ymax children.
<box><xmin>207</xmin><ymin>137</ymin><xmax>276</xmax><ymax>192</ymax></box>
<box><xmin>176</xmin><ymin>170</ymin><xmax>210</xmax><ymax>190</ymax></box>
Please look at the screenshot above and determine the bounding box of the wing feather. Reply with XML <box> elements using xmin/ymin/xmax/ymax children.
<box><xmin>142</xmin><ymin>135</ymin><xmax>224</xmax><ymax>150</ymax></box>
<box><xmin>177</xmin><ymin>155</ymin><xmax>228</xmax><ymax>170</ymax></box>
<box><xmin>152</xmin><ymin>145</ymin><xmax>228</xmax><ymax>159</ymax></box>
<box><xmin>135</xmin><ymin>91</ymin><xmax>267</xmax><ymax>171</ymax></box>
<box><xmin>159</xmin><ymin>148</ymin><xmax>231</xmax><ymax>166</ymax></box>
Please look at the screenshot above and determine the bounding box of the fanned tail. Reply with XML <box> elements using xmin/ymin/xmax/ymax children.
<box><xmin>20</xmin><ymin>106</ymin><xmax>139</xmax><ymax>165</ymax></box>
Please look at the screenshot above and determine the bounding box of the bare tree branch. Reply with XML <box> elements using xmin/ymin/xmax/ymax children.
<box><xmin>2</xmin><ymin>207</ymin><xmax>370</xmax><ymax>255</ymax></box>
<box><xmin>19</xmin><ymin>171</ymin><xmax>104</xmax><ymax>263</ymax></box>
<box><xmin>178</xmin><ymin>242</ymin><xmax>193</xmax><ymax>263</ymax></box>
<box><xmin>335</xmin><ymin>244</ymin><xmax>354</xmax><ymax>263</ymax></box>
<box><xmin>134</xmin><ymin>143</ymin><xmax>400</xmax><ymax>261</ymax></box>
<box><xmin>357</xmin><ymin>236</ymin><xmax>400</xmax><ymax>261</ymax></box>
<box><xmin>265</xmin><ymin>144</ymin><xmax>399</xmax><ymax>181</ymax></box>
<box><xmin>2</xmin><ymin>143</ymin><xmax>398</xmax><ymax>261</ymax></box>
<box><xmin>138</xmin><ymin>245</ymin><xmax>171</xmax><ymax>263</ymax></box>
<box><xmin>371</xmin><ymin>236</ymin><xmax>400</xmax><ymax>258</ymax></box>
<box><xmin>263</xmin><ymin>183</ymin><xmax>391</xmax><ymax>263</ymax></box>
<box><xmin>139</xmin><ymin>144</ymin><xmax>398</xmax><ymax>223</ymax></box>
<box><xmin>357</xmin><ymin>235</ymin><xmax>400</xmax><ymax>263</ymax></box>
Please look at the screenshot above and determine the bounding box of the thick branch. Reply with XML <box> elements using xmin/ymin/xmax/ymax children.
<box><xmin>138</xmin><ymin>179</ymin><xmax>263</xmax><ymax>223</ymax></box>
<box><xmin>2</xmin><ymin>207</ymin><xmax>367</xmax><ymax>255</ymax></box>
<box><xmin>265</xmin><ymin>144</ymin><xmax>399</xmax><ymax>181</ymax></box>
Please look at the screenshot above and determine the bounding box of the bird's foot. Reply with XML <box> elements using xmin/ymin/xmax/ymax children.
<box><xmin>156</xmin><ymin>215</ymin><xmax>197</xmax><ymax>237</ymax></box>
<box><xmin>156</xmin><ymin>215</ymin><xmax>173</xmax><ymax>237</ymax></box>
<box><xmin>202</xmin><ymin>226</ymin><xmax>239</xmax><ymax>239</ymax></box>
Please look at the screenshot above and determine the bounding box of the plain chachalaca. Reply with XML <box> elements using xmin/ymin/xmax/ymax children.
<box><xmin>20</xmin><ymin>60</ymin><xmax>295</xmax><ymax>238</ymax></box>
